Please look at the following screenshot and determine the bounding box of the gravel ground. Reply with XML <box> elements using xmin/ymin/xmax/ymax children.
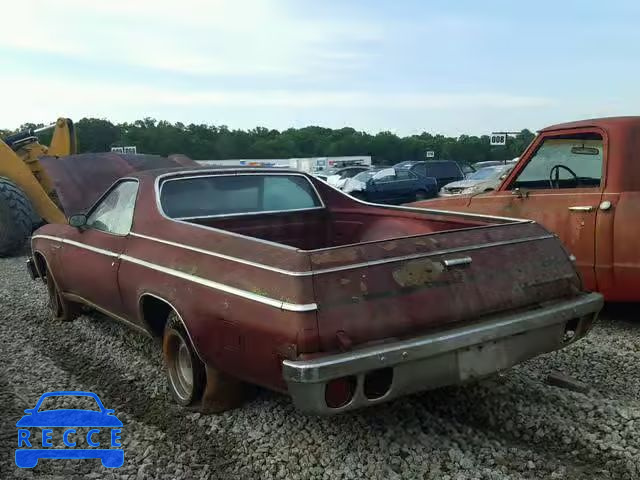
<box><xmin>1</xmin><ymin>254</ymin><xmax>639</xmax><ymax>480</ymax></box>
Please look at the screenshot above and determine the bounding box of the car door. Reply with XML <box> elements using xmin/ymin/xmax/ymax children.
<box><xmin>464</xmin><ymin>130</ymin><xmax>604</xmax><ymax>290</ymax></box>
<box><xmin>58</xmin><ymin>180</ymin><xmax>139</xmax><ymax>316</ymax></box>
<box><xmin>395</xmin><ymin>170</ymin><xmax>421</xmax><ymax>202</ymax></box>
<box><xmin>370</xmin><ymin>169</ymin><xmax>408</xmax><ymax>203</ymax></box>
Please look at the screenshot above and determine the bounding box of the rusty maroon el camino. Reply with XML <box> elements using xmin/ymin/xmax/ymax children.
<box><xmin>29</xmin><ymin>168</ymin><xmax>603</xmax><ymax>414</ymax></box>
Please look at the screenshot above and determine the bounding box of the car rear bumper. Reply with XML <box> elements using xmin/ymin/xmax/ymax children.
<box><xmin>282</xmin><ymin>292</ymin><xmax>603</xmax><ymax>414</ymax></box>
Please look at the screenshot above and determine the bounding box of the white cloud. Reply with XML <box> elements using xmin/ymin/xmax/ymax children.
<box><xmin>0</xmin><ymin>0</ymin><xmax>379</xmax><ymax>78</ymax></box>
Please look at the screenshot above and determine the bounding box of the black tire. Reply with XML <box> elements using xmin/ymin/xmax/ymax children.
<box><xmin>46</xmin><ymin>270</ymin><xmax>80</xmax><ymax>322</ymax></box>
<box><xmin>163</xmin><ymin>313</ymin><xmax>207</xmax><ymax>406</ymax></box>
<box><xmin>0</xmin><ymin>177</ymin><xmax>36</xmax><ymax>257</ymax></box>
<box><xmin>162</xmin><ymin>312</ymin><xmax>246</xmax><ymax>412</ymax></box>
<box><xmin>414</xmin><ymin>189</ymin><xmax>429</xmax><ymax>201</ymax></box>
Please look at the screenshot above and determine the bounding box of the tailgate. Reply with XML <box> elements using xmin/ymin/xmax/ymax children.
<box><xmin>309</xmin><ymin>221</ymin><xmax>582</xmax><ymax>351</ymax></box>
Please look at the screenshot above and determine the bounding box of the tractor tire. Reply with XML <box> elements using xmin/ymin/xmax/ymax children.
<box><xmin>0</xmin><ymin>177</ymin><xmax>36</xmax><ymax>257</ymax></box>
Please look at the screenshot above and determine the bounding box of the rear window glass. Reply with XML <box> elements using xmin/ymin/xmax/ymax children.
<box><xmin>160</xmin><ymin>175</ymin><xmax>322</xmax><ymax>218</ymax></box>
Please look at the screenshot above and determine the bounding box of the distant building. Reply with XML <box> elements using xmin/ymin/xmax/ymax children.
<box><xmin>197</xmin><ymin>156</ymin><xmax>372</xmax><ymax>173</ymax></box>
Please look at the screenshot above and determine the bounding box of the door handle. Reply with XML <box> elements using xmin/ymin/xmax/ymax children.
<box><xmin>568</xmin><ymin>206</ymin><xmax>594</xmax><ymax>212</ymax></box>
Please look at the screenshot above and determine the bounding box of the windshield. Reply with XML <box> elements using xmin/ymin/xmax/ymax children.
<box><xmin>468</xmin><ymin>166</ymin><xmax>509</xmax><ymax>180</ymax></box>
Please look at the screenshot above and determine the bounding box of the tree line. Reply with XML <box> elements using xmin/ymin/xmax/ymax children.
<box><xmin>3</xmin><ymin>117</ymin><xmax>535</xmax><ymax>166</ymax></box>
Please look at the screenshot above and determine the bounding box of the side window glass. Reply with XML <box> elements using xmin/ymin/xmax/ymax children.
<box><xmin>396</xmin><ymin>170</ymin><xmax>413</xmax><ymax>180</ymax></box>
<box><xmin>511</xmin><ymin>136</ymin><xmax>603</xmax><ymax>190</ymax></box>
<box><xmin>374</xmin><ymin>172</ymin><xmax>397</xmax><ymax>182</ymax></box>
<box><xmin>87</xmin><ymin>181</ymin><xmax>138</xmax><ymax>234</ymax></box>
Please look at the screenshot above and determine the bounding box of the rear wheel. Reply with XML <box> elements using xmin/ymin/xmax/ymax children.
<box><xmin>45</xmin><ymin>270</ymin><xmax>80</xmax><ymax>322</ymax></box>
<box><xmin>163</xmin><ymin>312</ymin><xmax>245</xmax><ymax>412</ymax></box>
<box><xmin>0</xmin><ymin>177</ymin><xmax>36</xmax><ymax>257</ymax></box>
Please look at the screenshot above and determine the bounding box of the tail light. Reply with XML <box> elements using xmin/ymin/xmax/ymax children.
<box><xmin>325</xmin><ymin>376</ymin><xmax>357</xmax><ymax>409</ymax></box>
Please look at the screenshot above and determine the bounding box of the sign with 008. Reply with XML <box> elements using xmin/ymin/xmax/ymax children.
<box><xmin>490</xmin><ymin>134</ymin><xmax>507</xmax><ymax>146</ymax></box>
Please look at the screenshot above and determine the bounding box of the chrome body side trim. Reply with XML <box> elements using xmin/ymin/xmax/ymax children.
<box><xmin>128</xmin><ymin>232</ymin><xmax>554</xmax><ymax>276</ymax></box>
<box><xmin>129</xmin><ymin>232</ymin><xmax>310</xmax><ymax>276</ymax></box>
<box><xmin>121</xmin><ymin>254</ymin><xmax>318</xmax><ymax>312</ymax></box>
<box><xmin>282</xmin><ymin>292</ymin><xmax>603</xmax><ymax>414</ymax></box>
<box><xmin>31</xmin><ymin>234</ymin><xmax>318</xmax><ymax>312</ymax></box>
<box><xmin>63</xmin><ymin>292</ymin><xmax>152</xmax><ymax>337</ymax></box>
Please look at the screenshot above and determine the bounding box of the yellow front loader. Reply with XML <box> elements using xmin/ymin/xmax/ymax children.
<box><xmin>0</xmin><ymin>118</ymin><xmax>75</xmax><ymax>256</ymax></box>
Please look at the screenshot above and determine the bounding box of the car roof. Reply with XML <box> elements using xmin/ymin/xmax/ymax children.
<box><xmin>539</xmin><ymin>116</ymin><xmax>640</xmax><ymax>133</ymax></box>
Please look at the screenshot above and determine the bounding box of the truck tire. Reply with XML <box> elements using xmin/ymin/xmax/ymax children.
<box><xmin>0</xmin><ymin>177</ymin><xmax>35</xmax><ymax>257</ymax></box>
<box><xmin>46</xmin><ymin>269</ymin><xmax>81</xmax><ymax>322</ymax></box>
<box><xmin>163</xmin><ymin>312</ymin><xmax>245</xmax><ymax>412</ymax></box>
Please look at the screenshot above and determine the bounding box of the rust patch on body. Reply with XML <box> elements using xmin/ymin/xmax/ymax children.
<box><xmin>392</xmin><ymin>259</ymin><xmax>444</xmax><ymax>288</ymax></box>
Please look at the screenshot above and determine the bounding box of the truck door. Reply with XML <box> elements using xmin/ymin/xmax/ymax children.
<box><xmin>60</xmin><ymin>180</ymin><xmax>138</xmax><ymax>316</ymax></box>
<box><xmin>465</xmin><ymin>131</ymin><xmax>605</xmax><ymax>291</ymax></box>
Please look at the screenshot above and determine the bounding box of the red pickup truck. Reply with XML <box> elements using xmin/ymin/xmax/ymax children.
<box><xmin>413</xmin><ymin>117</ymin><xmax>639</xmax><ymax>302</ymax></box>
<box><xmin>29</xmin><ymin>168</ymin><xmax>602</xmax><ymax>414</ymax></box>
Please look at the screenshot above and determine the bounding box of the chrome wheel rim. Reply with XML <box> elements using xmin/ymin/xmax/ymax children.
<box><xmin>168</xmin><ymin>334</ymin><xmax>194</xmax><ymax>402</ymax></box>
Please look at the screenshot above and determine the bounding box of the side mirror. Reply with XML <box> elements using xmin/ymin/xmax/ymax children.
<box><xmin>69</xmin><ymin>214</ymin><xmax>87</xmax><ymax>229</ymax></box>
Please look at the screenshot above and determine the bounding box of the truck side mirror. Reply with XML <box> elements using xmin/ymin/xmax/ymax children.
<box><xmin>69</xmin><ymin>214</ymin><xmax>87</xmax><ymax>229</ymax></box>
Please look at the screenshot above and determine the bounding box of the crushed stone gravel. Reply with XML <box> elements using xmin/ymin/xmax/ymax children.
<box><xmin>1</xmin><ymin>255</ymin><xmax>639</xmax><ymax>480</ymax></box>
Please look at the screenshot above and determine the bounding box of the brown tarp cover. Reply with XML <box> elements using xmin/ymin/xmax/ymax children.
<box><xmin>39</xmin><ymin>153</ymin><xmax>197</xmax><ymax>215</ymax></box>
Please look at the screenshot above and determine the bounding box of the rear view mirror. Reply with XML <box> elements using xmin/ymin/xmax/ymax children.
<box><xmin>69</xmin><ymin>214</ymin><xmax>87</xmax><ymax>229</ymax></box>
<box><xmin>571</xmin><ymin>145</ymin><xmax>599</xmax><ymax>155</ymax></box>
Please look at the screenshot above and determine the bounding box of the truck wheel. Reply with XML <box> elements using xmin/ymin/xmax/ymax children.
<box><xmin>163</xmin><ymin>312</ymin><xmax>245</xmax><ymax>412</ymax></box>
<box><xmin>46</xmin><ymin>270</ymin><xmax>80</xmax><ymax>322</ymax></box>
<box><xmin>163</xmin><ymin>313</ymin><xmax>207</xmax><ymax>406</ymax></box>
<box><xmin>0</xmin><ymin>177</ymin><xmax>35</xmax><ymax>257</ymax></box>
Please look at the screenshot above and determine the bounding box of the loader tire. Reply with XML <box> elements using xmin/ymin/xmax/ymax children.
<box><xmin>0</xmin><ymin>177</ymin><xmax>35</xmax><ymax>257</ymax></box>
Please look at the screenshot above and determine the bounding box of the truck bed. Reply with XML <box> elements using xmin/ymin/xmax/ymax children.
<box><xmin>185</xmin><ymin>206</ymin><xmax>491</xmax><ymax>250</ymax></box>
<box><xmin>184</xmin><ymin>203</ymin><xmax>581</xmax><ymax>352</ymax></box>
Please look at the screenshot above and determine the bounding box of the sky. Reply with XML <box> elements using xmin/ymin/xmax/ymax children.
<box><xmin>1</xmin><ymin>0</ymin><xmax>639</xmax><ymax>136</ymax></box>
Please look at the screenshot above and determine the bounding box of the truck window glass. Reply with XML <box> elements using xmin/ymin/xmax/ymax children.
<box><xmin>86</xmin><ymin>180</ymin><xmax>138</xmax><ymax>235</ymax></box>
<box><xmin>511</xmin><ymin>137</ymin><xmax>603</xmax><ymax>189</ymax></box>
<box><xmin>161</xmin><ymin>175</ymin><xmax>321</xmax><ymax>219</ymax></box>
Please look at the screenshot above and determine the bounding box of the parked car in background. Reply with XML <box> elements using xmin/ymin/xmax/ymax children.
<box><xmin>343</xmin><ymin>167</ymin><xmax>438</xmax><ymax>203</ymax></box>
<box><xmin>29</xmin><ymin>167</ymin><xmax>602</xmax><ymax>414</ymax></box>
<box><xmin>394</xmin><ymin>160</ymin><xmax>465</xmax><ymax>190</ymax></box>
<box><xmin>317</xmin><ymin>166</ymin><xmax>370</xmax><ymax>189</ymax></box>
<box><xmin>439</xmin><ymin>165</ymin><xmax>514</xmax><ymax>197</ymax></box>
<box><xmin>410</xmin><ymin>116</ymin><xmax>640</xmax><ymax>302</ymax></box>
<box><xmin>460</xmin><ymin>163</ymin><xmax>476</xmax><ymax>178</ymax></box>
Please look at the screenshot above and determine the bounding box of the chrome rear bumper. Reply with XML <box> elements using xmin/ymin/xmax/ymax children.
<box><xmin>283</xmin><ymin>292</ymin><xmax>603</xmax><ymax>414</ymax></box>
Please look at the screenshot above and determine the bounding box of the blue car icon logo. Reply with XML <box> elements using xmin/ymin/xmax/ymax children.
<box><xmin>15</xmin><ymin>391</ymin><xmax>124</xmax><ymax>468</ymax></box>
